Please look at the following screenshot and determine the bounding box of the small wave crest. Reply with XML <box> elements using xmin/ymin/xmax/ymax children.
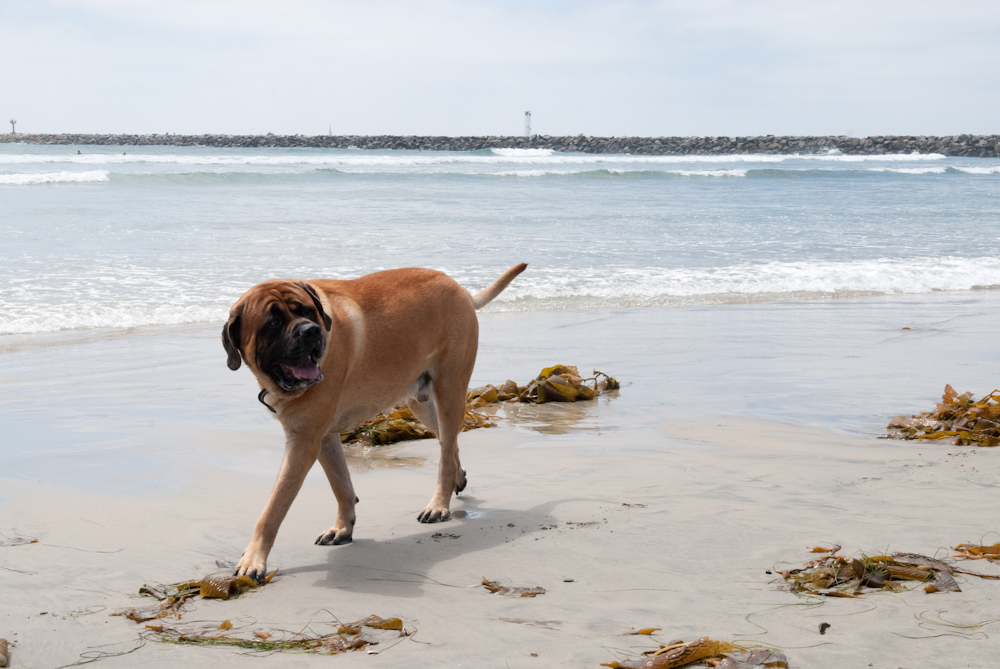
<box><xmin>488</xmin><ymin>168</ymin><xmax>747</xmax><ymax>178</ymax></box>
<box><xmin>489</xmin><ymin>148</ymin><xmax>555</xmax><ymax>157</ymax></box>
<box><xmin>867</xmin><ymin>167</ymin><xmax>948</xmax><ymax>174</ymax></box>
<box><xmin>955</xmin><ymin>165</ymin><xmax>1000</xmax><ymax>175</ymax></box>
<box><xmin>0</xmin><ymin>170</ymin><xmax>110</xmax><ymax>185</ymax></box>
<box><xmin>668</xmin><ymin>168</ymin><xmax>748</xmax><ymax>177</ymax></box>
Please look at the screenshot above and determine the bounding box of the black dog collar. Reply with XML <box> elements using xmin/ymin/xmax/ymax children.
<box><xmin>258</xmin><ymin>388</ymin><xmax>277</xmax><ymax>413</ymax></box>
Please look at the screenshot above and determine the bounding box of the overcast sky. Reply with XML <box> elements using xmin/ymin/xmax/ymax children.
<box><xmin>1</xmin><ymin>0</ymin><xmax>997</xmax><ymax>137</ymax></box>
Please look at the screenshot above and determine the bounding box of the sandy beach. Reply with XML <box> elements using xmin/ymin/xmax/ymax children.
<box><xmin>3</xmin><ymin>294</ymin><xmax>1000</xmax><ymax>668</ymax></box>
<box><xmin>5</xmin><ymin>0</ymin><xmax>1000</xmax><ymax>665</ymax></box>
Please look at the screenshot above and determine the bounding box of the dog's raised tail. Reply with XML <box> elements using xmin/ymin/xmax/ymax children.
<box><xmin>471</xmin><ymin>263</ymin><xmax>528</xmax><ymax>310</ymax></box>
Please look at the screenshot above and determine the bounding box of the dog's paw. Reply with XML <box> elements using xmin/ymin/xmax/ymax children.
<box><xmin>455</xmin><ymin>468</ymin><xmax>468</xmax><ymax>494</ymax></box>
<box><xmin>234</xmin><ymin>554</ymin><xmax>269</xmax><ymax>585</ymax></box>
<box><xmin>315</xmin><ymin>525</ymin><xmax>353</xmax><ymax>546</ymax></box>
<box><xmin>417</xmin><ymin>506</ymin><xmax>451</xmax><ymax>523</ymax></box>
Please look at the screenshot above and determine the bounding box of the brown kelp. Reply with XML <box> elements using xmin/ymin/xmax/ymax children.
<box><xmin>341</xmin><ymin>365</ymin><xmax>620</xmax><ymax>447</ymax></box>
<box><xmin>778</xmin><ymin>548</ymin><xmax>1000</xmax><ymax>597</ymax></box>
<box><xmin>475</xmin><ymin>365</ymin><xmax>620</xmax><ymax>404</ymax></box>
<box><xmin>886</xmin><ymin>385</ymin><xmax>1000</xmax><ymax>446</ymax></box>
<box><xmin>481</xmin><ymin>577</ymin><xmax>546</xmax><ymax>597</ymax></box>
<box><xmin>953</xmin><ymin>543</ymin><xmax>1000</xmax><ymax>561</ymax></box>
<box><xmin>145</xmin><ymin>614</ymin><xmax>409</xmax><ymax>655</ymax></box>
<box><xmin>601</xmin><ymin>637</ymin><xmax>787</xmax><ymax>669</ymax></box>
<box><xmin>339</xmin><ymin>405</ymin><xmax>493</xmax><ymax>447</ymax></box>
<box><xmin>114</xmin><ymin>570</ymin><xmax>278</xmax><ymax>622</ymax></box>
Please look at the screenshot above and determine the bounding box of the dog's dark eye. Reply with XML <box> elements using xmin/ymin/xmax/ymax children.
<box><xmin>266</xmin><ymin>312</ymin><xmax>283</xmax><ymax>328</ymax></box>
<box><xmin>289</xmin><ymin>303</ymin><xmax>314</xmax><ymax>319</ymax></box>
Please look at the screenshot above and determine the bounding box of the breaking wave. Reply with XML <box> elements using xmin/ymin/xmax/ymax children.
<box><xmin>0</xmin><ymin>170</ymin><xmax>110</xmax><ymax>185</ymax></box>
<box><xmin>4</xmin><ymin>257</ymin><xmax>999</xmax><ymax>335</ymax></box>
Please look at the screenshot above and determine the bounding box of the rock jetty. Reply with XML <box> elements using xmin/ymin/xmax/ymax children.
<box><xmin>2</xmin><ymin>133</ymin><xmax>999</xmax><ymax>157</ymax></box>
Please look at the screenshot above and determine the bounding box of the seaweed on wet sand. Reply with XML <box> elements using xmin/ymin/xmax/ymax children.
<box><xmin>779</xmin><ymin>547</ymin><xmax>1000</xmax><ymax>597</ymax></box>
<box><xmin>340</xmin><ymin>365</ymin><xmax>620</xmax><ymax>447</ymax></box>
<box><xmin>144</xmin><ymin>614</ymin><xmax>409</xmax><ymax>655</ymax></box>
<box><xmin>481</xmin><ymin>577</ymin><xmax>546</xmax><ymax>597</ymax></box>
<box><xmin>113</xmin><ymin>569</ymin><xmax>278</xmax><ymax>622</ymax></box>
<box><xmin>471</xmin><ymin>365</ymin><xmax>620</xmax><ymax>405</ymax></box>
<box><xmin>339</xmin><ymin>405</ymin><xmax>491</xmax><ymax>447</ymax></box>
<box><xmin>886</xmin><ymin>385</ymin><xmax>1000</xmax><ymax>446</ymax></box>
<box><xmin>600</xmin><ymin>637</ymin><xmax>787</xmax><ymax>669</ymax></box>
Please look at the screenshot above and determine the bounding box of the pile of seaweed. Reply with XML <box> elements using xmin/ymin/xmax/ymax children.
<box><xmin>113</xmin><ymin>567</ymin><xmax>278</xmax><ymax>622</ymax></box>
<box><xmin>341</xmin><ymin>365</ymin><xmax>620</xmax><ymax>446</ymax></box>
<box><xmin>471</xmin><ymin>365</ymin><xmax>620</xmax><ymax>405</ymax></box>
<box><xmin>886</xmin><ymin>385</ymin><xmax>1000</xmax><ymax>446</ymax></box>
<box><xmin>601</xmin><ymin>637</ymin><xmax>787</xmax><ymax>669</ymax></box>
<box><xmin>779</xmin><ymin>545</ymin><xmax>1000</xmax><ymax>597</ymax></box>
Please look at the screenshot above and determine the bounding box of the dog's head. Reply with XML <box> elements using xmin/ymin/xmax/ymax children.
<box><xmin>222</xmin><ymin>280</ymin><xmax>333</xmax><ymax>392</ymax></box>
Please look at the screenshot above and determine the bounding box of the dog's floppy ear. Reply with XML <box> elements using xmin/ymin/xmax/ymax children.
<box><xmin>300</xmin><ymin>282</ymin><xmax>332</xmax><ymax>330</ymax></box>
<box><xmin>222</xmin><ymin>304</ymin><xmax>244</xmax><ymax>371</ymax></box>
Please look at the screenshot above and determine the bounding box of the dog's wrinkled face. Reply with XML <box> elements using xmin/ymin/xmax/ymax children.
<box><xmin>222</xmin><ymin>280</ymin><xmax>332</xmax><ymax>392</ymax></box>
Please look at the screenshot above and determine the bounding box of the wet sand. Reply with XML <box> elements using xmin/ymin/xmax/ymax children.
<box><xmin>2</xmin><ymin>294</ymin><xmax>1000</xmax><ymax>667</ymax></box>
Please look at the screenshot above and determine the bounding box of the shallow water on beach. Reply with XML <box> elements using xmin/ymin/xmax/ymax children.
<box><xmin>2</xmin><ymin>292</ymin><xmax>998</xmax><ymax>493</ymax></box>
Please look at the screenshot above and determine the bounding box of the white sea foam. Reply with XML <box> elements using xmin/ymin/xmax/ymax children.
<box><xmin>796</xmin><ymin>151</ymin><xmax>945</xmax><ymax>162</ymax></box>
<box><xmin>490</xmin><ymin>168</ymin><xmax>746</xmax><ymax>177</ymax></box>
<box><xmin>480</xmin><ymin>257</ymin><xmax>1000</xmax><ymax>311</ymax></box>
<box><xmin>492</xmin><ymin>169</ymin><xmax>593</xmax><ymax>177</ymax></box>
<box><xmin>954</xmin><ymin>165</ymin><xmax>1000</xmax><ymax>175</ymax></box>
<box><xmin>0</xmin><ymin>170</ymin><xmax>110</xmax><ymax>185</ymax></box>
<box><xmin>490</xmin><ymin>148</ymin><xmax>555</xmax><ymax>157</ymax></box>
<box><xmin>668</xmin><ymin>169</ymin><xmax>748</xmax><ymax>177</ymax></box>
<box><xmin>867</xmin><ymin>167</ymin><xmax>948</xmax><ymax>174</ymax></box>
<box><xmin>4</xmin><ymin>257</ymin><xmax>999</xmax><ymax>335</ymax></box>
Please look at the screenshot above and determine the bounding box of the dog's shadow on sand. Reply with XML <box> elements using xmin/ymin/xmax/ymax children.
<box><xmin>280</xmin><ymin>496</ymin><xmax>574</xmax><ymax>598</ymax></box>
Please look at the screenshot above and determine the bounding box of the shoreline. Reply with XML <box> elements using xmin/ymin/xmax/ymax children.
<box><xmin>2</xmin><ymin>133</ymin><xmax>999</xmax><ymax>157</ymax></box>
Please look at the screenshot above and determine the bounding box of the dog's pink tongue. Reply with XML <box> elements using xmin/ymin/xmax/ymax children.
<box><xmin>289</xmin><ymin>362</ymin><xmax>321</xmax><ymax>380</ymax></box>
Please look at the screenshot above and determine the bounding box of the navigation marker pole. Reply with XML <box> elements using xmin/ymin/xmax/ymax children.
<box><xmin>524</xmin><ymin>111</ymin><xmax>531</xmax><ymax>138</ymax></box>
<box><xmin>9</xmin><ymin>119</ymin><xmax>15</xmax><ymax>134</ymax></box>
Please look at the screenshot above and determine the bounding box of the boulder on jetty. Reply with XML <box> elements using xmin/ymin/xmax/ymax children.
<box><xmin>2</xmin><ymin>133</ymin><xmax>999</xmax><ymax>157</ymax></box>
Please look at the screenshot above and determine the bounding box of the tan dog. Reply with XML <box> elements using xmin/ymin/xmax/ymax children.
<box><xmin>222</xmin><ymin>264</ymin><xmax>527</xmax><ymax>582</ymax></box>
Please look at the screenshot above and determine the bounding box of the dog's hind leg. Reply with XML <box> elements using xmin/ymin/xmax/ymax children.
<box><xmin>416</xmin><ymin>375</ymin><xmax>469</xmax><ymax>523</ymax></box>
<box><xmin>408</xmin><ymin>392</ymin><xmax>467</xmax><ymax>494</ymax></box>
<box><xmin>314</xmin><ymin>431</ymin><xmax>358</xmax><ymax>546</ymax></box>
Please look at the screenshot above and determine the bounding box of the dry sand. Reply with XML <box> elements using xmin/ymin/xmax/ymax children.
<box><xmin>4</xmin><ymin>418</ymin><xmax>1000</xmax><ymax>668</ymax></box>
<box><xmin>3</xmin><ymin>296</ymin><xmax>1000</xmax><ymax>668</ymax></box>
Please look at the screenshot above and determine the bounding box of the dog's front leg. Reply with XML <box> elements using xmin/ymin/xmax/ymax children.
<box><xmin>236</xmin><ymin>430</ymin><xmax>322</xmax><ymax>583</ymax></box>
<box><xmin>315</xmin><ymin>432</ymin><xmax>357</xmax><ymax>546</ymax></box>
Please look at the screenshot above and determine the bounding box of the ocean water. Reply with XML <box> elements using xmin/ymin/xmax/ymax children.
<box><xmin>2</xmin><ymin>144</ymin><xmax>1000</xmax><ymax>490</ymax></box>
<box><xmin>2</xmin><ymin>144</ymin><xmax>1000</xmax><ymax>337</ymax></box>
